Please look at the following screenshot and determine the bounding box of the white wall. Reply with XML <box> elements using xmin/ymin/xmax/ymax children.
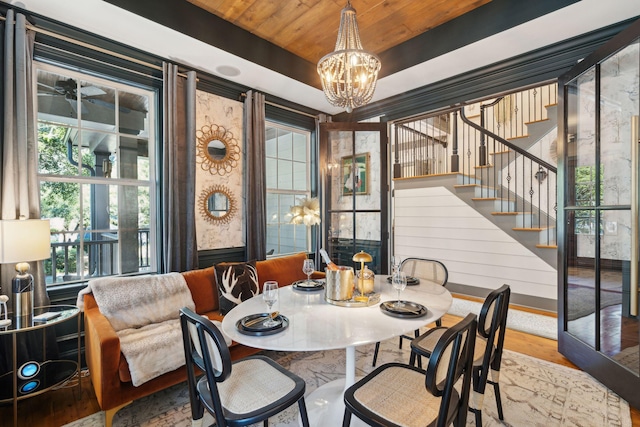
<box><xmin>394</xmin><ymin>185</ymin><xmax>557</xmax><ymax>300</ymax></box>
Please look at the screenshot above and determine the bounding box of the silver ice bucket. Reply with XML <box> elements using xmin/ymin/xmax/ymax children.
<box><xmin>325</xmin><ymin>266</ymin><xmax>354</xmax><ymax>301</ymax></box>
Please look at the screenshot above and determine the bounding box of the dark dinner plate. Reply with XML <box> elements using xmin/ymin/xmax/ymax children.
<box><xmin>386</xmin><ymin>276</ymin><xmax>420</xmax><ymax>286</ymax></box>
<box><xmin>236</xmin><ymin>314</ymin><xmax>289</xmax><ymax>336</ymax></box>
<box><xmin>380</xmin><ymin>301</ymin><xmax>428</xmax><ymax>318</ymax></box>
<box><xmin>292</xmin><ymin>279</ymin><xmax>325</xmax><ymax>291</ymax></box>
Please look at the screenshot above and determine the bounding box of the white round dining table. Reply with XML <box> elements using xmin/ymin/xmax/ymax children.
<box><xmin>221</xmin><ymin>274</ymin><xmax>453</xmax><ymax>426</ymax></box>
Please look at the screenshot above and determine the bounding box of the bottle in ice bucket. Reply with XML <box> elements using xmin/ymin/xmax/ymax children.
<box><xmin>319</xmin><ymin>248</ymin><xmax>339</xmax><ymax>271</ymax></box>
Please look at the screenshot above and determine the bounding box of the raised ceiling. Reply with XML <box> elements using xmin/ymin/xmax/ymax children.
<box><xmin>185</xmin><ymin>0</ymin><xmax>492</xmax><ymax>64</ymax></box>
<box><xmin>9</xmin><ymin>0</ymin><xmax>639</xmax><ymax>116</ymax></box>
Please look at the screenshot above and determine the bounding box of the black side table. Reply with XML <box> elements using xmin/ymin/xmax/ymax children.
<box><xmin>0</xmin><ymin>305</ymin><xmax>81</xmax><ymax>427</ymax></box>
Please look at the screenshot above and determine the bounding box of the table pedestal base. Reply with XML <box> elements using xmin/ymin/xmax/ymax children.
<box><xmin>306</xmin><ymin>378</ymin><xmax>367</xmax><ymax>427</ymax></box>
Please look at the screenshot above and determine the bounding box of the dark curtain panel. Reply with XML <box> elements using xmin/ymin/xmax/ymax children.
<box><xmin>244</xmin><ymin>90</ymin><xmax>266</xmax><ymax>261</ymax></box>
<box><xmin>161</xmin><ymin>63</ymin><xmax>198</xmax><ymax>272</ymax></box>
<box><xmin>0</xmin><ymin>9</ymin><xmax>56</xmax><ymax>374</ymax></box>
<box><xmin>1</xmin><ymin>10</ymin><xmax>47</xmax><ymax>307</ymax></box>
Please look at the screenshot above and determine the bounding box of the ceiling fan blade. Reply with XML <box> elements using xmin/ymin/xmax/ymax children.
<box><xmin>65</xmin><ymin>97</ymin><xmax>88</xmax><ymax>115</ymax></box>
<box><xmin>38</xmin><ymin>81</ymin><xmax>58</xmax><ymax>91</ymax></box>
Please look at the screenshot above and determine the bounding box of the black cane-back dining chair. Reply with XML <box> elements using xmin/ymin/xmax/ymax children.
<box><xmin>372</xmin><ymin>257</ymin><xmax>449</xmax><ymax>367</ymax></box>
<box><xmin>409</xmin><ymin>284</ymin><xmax>511</xmax><ymax>427</ymax></box>
<box><xmin>179</xmin><ymin>307</ymin><xmax>310</xmax><ymax>427</ymax></box>
<box><xmin>343</xmin><ymin>313</ymin><xmax>477</xmax><ymax>427</ymax></box>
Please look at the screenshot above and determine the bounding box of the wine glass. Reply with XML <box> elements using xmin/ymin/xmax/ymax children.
<box><xmin>391</xmin><ymin>256</ymin><xmax>400</xmax><ymax>275</ymax></box>
<box><xmin>391</xmin><ymin>271</ymin><xmax>407</xmax><ymax>308</ymax></box>
<box><xmin>302</xmin><ymin>259</ymin><xmax>315</xmax><ymax>285</ymax></box>
<box><xmin>263</xmin><ymin>281</ymin><xmax>279</xmax><ymax>327</ymax></box>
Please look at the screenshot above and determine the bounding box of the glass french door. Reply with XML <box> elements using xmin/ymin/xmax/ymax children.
<box><xmin>319</xmin><ymin>122</ymin><xmax>388</xmax><ymax>274</ymax></box>
<box><xmin>558</xmin><ymin>19</ymin><xmax>640</xmax><ymax>408</ymax></box>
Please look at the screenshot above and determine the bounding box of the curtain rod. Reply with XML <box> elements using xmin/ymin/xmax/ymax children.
<box><xmin>0</xmin><ymin>14</ymin><xmax>190</xmax><ymax>79</ymax></box>
<box><xmin>241</xmin><ymin>93</ymin><xmax>318</xmax><ymax>119</ymax></box>
<box><xmin>3</xmin><ymin>12</ymin><xmax>320</xmax><ymax>118</ymax></box>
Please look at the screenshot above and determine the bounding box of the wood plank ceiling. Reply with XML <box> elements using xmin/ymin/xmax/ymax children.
<box><xmin>185</xmin><ymin>0</ymin><xmax>492</xmax><ymax>64</ymax></box>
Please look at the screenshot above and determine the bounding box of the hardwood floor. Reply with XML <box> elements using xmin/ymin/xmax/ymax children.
<box><xmin>1</xmin><ymin>303</ymin><xmax>639</xmax><ymax>427</ymax></box>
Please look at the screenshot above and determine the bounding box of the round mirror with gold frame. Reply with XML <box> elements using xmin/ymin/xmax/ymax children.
<box><xmin>198</xmin><ymin>185</ymin><xmax>237</xmax><ymax>224</ymax></box>
<box><xmin>196</xmin><ymin>124</ymin><xmax>241</xmax><ymax>175</ymax></box>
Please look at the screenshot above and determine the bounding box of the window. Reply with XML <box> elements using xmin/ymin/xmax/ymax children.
<box><xmin>36</xmin><ymin>63</ymin><xmax>157</xmax><ymax>286</ymax></box>
<box><xmin>265</xmin><ymin>123</ymin><xmax>311</xmax><ymax>256</ymax></box>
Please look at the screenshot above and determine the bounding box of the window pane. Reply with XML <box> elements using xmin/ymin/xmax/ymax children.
<box><xmin>266</xmin><ymin>158</ymin><xmax>277</xmax><ymax>188</ymax></box>
<box><xmin>279</xmin><ymin>194</ymin><xmax>295</xmax><ymax>222</ymax></box>
<box><xmin>37</xmin><ymin>70</ymin><xmax>78</xmax><ymax>121</ymax></box>
<box><xmin>118</xmin><ymin>90</ymin><xmax>149</xmax><ymax>136</ymax></box>
<box><xmin>80</xmin><ymin>80</ymin><xmax>116</xmax><ymax>130</ymax></box>
<box><xmin>266</xmin><ymin>129</ymin><xmax>277</xmax><ymax>157</ymax></box>
<box><xmin>38</xmin><ymin>123</ymin><xmax>78</xmax><ymax>176</ymax></box>
<box><xmin>293</xmin><ymin>132</ymin><xmax>307</xmax><ymax>162</ymax></box>
<box><xmin>293</xmin><ymin>162</ymin><xmax>307</xmax><ymax>191</ymax></box>
<box><xmin>41</xmin><ymin>182</ymin><xmax>81</xmax><ymax>234</ymax></box>
<box><xmin>277</xmin><ymin>159</ymin><xmax>292</xmax><ymax>189</ymax></box>
<box><xmin>119</xmin><ymin>136</ymin><xmax>149</xmax><ymax>180</ymax></box>
<box><xmin>266</xmin><ymin>193</ymin><xmax>279</xmax><ymax>225</ymax></box>
<box><xmin>77</xmin><ymin>130</ymin><xmax>117</xmax><ymax>178</ymax></box>
<box><xmin>277</xmin><ymin>129</ymin><xmax>293</xmax><ymax>160</ymax></box>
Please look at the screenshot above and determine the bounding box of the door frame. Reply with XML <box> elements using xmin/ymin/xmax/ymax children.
<box><xmin>319</xmin><ymin>121</ymin><xmax>389</xmax><ymax>274</ymax></box>
<box><xmin>558</xmin><ymin>17</ymin><xmax>640</xmax><ymax>409</ymax></box>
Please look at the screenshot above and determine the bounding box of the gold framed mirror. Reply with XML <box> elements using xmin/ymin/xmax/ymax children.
<box><xmin>196</xmin><ymin>124</ymin><xmax>241</xmax><ymax>175</ymax></box>
<box><xmin>198</xmin><ymin>184</ymin><xmax>237</xmax><ymax>224</ymax></box>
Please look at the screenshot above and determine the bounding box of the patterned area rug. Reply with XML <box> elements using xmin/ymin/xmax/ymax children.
<box><xmin>448</xmin><ymin>297</ymin><xmax>558</xmax><ymax>340</ymax></box>
<box><xmin>65</xmin><ymin>337</ymin><xmax>629</xmax><ymax>427</ymax></box>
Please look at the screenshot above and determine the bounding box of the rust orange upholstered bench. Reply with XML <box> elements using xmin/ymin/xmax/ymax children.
<box><xmin>83</xmin><ymin>252</ymin><xmax>325</xmax><ymax>426</ymax></box>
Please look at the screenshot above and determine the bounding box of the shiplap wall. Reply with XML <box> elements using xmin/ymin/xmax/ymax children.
<box><xmin>394</xmin><ymin>185</ymin><xmax>557</xmax><ymax>300</ymax></box>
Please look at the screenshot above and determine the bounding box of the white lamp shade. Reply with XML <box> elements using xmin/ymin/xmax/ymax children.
<box><xmin>0</xmin><ymin>219</ymin><xmax>51</xmax><ymax>264</ymax></box>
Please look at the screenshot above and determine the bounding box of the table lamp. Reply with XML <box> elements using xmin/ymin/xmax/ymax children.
<box><xmin>353</xmin><ymin>251</ymin><xmax>373</xmax><ymax>301</ymax></box>
<box><xmin>0</xmin><ymin>218</ymin><xmax>51</xmax><ymax>318</ymax></box>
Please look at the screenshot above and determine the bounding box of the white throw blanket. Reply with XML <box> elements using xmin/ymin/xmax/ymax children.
<box><xmin>80</xmin><ymin>273</ymin><xmax>195</xmax><ymax>386</ymax></box>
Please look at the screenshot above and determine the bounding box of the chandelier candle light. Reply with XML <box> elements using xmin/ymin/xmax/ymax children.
<box><xmin>317</xmin><ymin>1</ymin><xmax>381</xmax><ymax>113</ymax></box>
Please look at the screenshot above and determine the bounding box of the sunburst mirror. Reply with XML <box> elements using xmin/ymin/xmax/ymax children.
<box><xmin>196</xmin><ymin>124</ymin><xmax>241</xmax><ymax>175</ymax></box>
<box><xmin>198</xmin><ymin>184</ymin><xmax>237</xmax><ymax>224</ymax></box>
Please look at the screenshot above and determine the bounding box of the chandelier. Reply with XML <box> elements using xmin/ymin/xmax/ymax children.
<box><xmin>317</xmin><ymin>1</ymin><xmax>381</xmax><ymax>113</ymax></box>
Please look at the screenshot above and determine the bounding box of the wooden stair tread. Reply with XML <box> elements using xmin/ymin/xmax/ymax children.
<box><xmin>524</xmin><ymin>118</ymin><xmax>549</xmax><ymax>125</ymax></box>
<box><xmin>394</xmin><ymin>172</ymin><xmax>475</xmax><ymax>181</ymax></box>
<box><xmin>513</xmin><ymin>227</ymin><xmax>550</xmax><ymax>232</ymax></box>
<box><xmin>492</xmin><ymin>211</ymin><xmax>520</xmax><ymax>215</ymax></box>
<box><xmin>471</xmin><ymin>197</ymin><xmax>499</xmax><ymax>201</ymax></box>
<box><xmin>536</xmin><ymin>244</ymin><xmax>558</xmax><ymax>249</ymax></box>
<box><xmin>490</xmin><ymin>150</ymin><xmax>511</xmax><ymax>155</ymax></box>
<box><xmin>507</xmin><ymin>134</ymin><xmax>530</xmax><ymax>141</ymax></box>
<box><xmin>473</xmin><ymin>164</ymin><xmax>493</xmax><ymax>169</ymax></box>
<box><xmin>455</xmin><ymin>184</ymin><xmax>498</xmax><ymax>191</ymax></box>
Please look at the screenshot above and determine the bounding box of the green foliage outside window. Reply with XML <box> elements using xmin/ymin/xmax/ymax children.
<box><xmin>574</xmin><ymin>165</ymin><xmax>603</xmax><ymax>235</ymax></box>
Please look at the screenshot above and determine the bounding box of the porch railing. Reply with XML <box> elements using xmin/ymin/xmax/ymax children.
<box><xmin>46</xmin><ymin>228</ymin><xmax>151</xmax><ymax>285</ymax></box>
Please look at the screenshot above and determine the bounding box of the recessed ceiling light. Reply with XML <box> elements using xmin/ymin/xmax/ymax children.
<box><xmin>216</xmin><ymin>65</ymin><xmax>241</xmax><ymax>77</ymax></box>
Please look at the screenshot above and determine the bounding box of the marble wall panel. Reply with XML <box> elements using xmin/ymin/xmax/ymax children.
<box><xmin>195</xmin><ymin>91</ymin><xmax>244</xmax><ymax>250</ymax></box>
